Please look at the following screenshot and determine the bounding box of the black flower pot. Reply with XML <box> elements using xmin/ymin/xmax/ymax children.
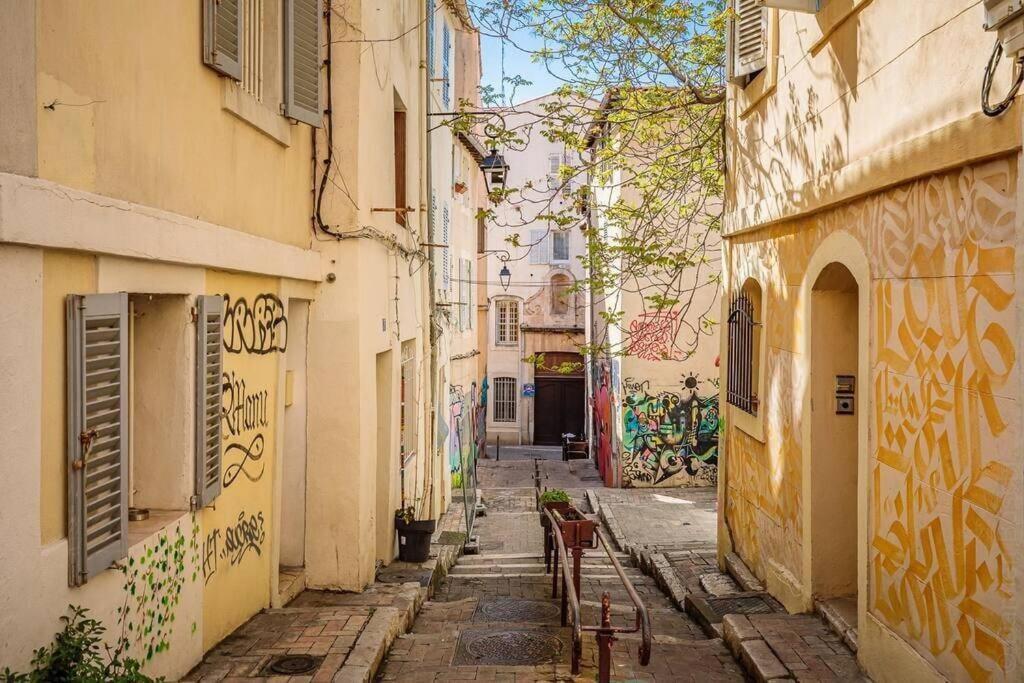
<box><xmin>395</xmin><ymin>517</ymin><xmax>436</xmax><ymax>562</ymax></box>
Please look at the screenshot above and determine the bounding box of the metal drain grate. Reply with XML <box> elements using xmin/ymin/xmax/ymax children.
<box><xmin>452</xmin><ymin>629</ymin><xmax>567</xmax><ymax>665</ymax></box>
<box><xmin>706</xmin><ymin>594</ymin><xmax>777</xmax><ymax>616</ymax></box>
<box><xmin>473</xmin><ymin>598</ymin><xmax>560</xmax><ymax>623</ymax></box>
<box><xmin>264</xmin><ymin>654</ymin><xmax>323</xmax><ymax>675</ymax></box>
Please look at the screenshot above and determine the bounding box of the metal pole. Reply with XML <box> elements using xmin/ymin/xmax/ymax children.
<box><xmin>551</xmin><ymin>528</ymin><xmax>559</xmax><ymax>600</ymax></box>
<box><xmin>597</xmin><ymin>592</ymin><xmax>614</xmax><ymax>683</ymax></box>
<box><xmin>496</xmin><ymin>434</ymin><xmax>500</xmax><ymax>461</ymax></box>
<box><xmin>571</xmin><ymin>545</ymin><xmax>583</xmax><ymax>611</ymax></box>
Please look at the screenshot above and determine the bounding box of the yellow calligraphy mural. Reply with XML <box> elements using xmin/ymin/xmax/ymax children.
<box><xmin>726</xmin><ymin>157</ymin><xmax>1017</xmax><ymax>680</ymax></box>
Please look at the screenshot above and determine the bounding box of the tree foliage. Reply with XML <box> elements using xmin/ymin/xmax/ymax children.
<box><xmin>461</xmin><ymin>0</ymin><xmax>727</xmax><ymax>359</ymax></box>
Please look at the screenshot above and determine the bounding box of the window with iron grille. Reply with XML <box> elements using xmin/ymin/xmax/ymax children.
<box><xmin>726</xmin><ymin>286</ymin><xmax>761</xmax><ymax>415</ymax></box>
<box><xmin>492</xmin><ymin>377</ymin><xmax>517</xmax><ymax>422</ymax></box>
<box><xmin>495</xmin><ymin>300</ymin><xmax>519</xmax><ymax>345</ymax></box>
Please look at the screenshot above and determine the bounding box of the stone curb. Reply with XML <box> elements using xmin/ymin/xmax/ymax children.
<box><xmin>725</xmin><ymin>551</ymin><xmax>765</xmax><ymax>592</ymax></box>
<box><xmin>593</xmin><ymin>494</ymin><xmax>635</xmax><ymax>557</ymax></box>
<box><xmin>722</xmin><ymin>614</ymin><xmax>791</xmax><ymax>682</ymax></box>
<box><xmin>647</xmin><ymin>551</ymin><xmax>690</xmax><ymax>611</ymax></box>
<box><xmin>333</xmin><ymin>583</ymin><xmax>425</xmax><ymax>682</ymax></box>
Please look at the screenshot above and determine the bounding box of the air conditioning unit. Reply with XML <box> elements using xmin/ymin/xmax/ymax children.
<box><xmin>985</xmin><ymin>0</ymin><xmax>1024</xmax><ymax>56</ymax></box>
<box><xmin>756</xmin><ymin>0</ymin><xmax>821</xmax><ymax>12</ymax></box>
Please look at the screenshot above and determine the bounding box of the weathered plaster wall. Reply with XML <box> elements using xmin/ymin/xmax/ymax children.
<box><xmin>725</xmin><ymin>156</ymin><xmax>1018</xmax><ymax>680</ymax></box>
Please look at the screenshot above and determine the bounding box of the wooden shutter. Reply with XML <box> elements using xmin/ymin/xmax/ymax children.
<box><xmin>529</xmin><ymin>229</ymin><xmax>548</xmax><ymax>265</ymax></box>
<box><xmin>442</xmin><ymin>205</ymin><xmax>451</xmax><ymax>291</ymax></box>
<box><xmin>427</xmin><ymin>0</ymin><xmax>436</xmax><ymax>76</ymax></box>
<box><xmin>195</xmin><ymin>295</ymin><xmax>224</xmax><ymax>508</ymax></box>
<box><xmin>67</xmin><ymin>293</ymin><xmax>128</xmax><ymax>587</ymax></box>
<box><xmin>204</xmin><ymin>0</ymin><xmax>244</xmax><ymax>80</ymax></box>
<box><xmin>732</xmin><ymin>0</ymin><xmax>767</xmax><ymax>80</ymax></box>
<box><xmin>285</xmin><ymin>0</ymin><xmax>322</xmax><ymax>127</ymax></box>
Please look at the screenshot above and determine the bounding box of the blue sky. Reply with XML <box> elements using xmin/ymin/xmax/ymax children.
<box><xmin>479</xmin><ymin>29</ymin><xmax>564</xmax><ymax>105</ymax></box>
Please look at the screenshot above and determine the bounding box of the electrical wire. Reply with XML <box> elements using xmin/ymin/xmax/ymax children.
<box><xmin>983</xmin><ymin>38</ymin><xmax>1024</xmax><ymax>117</ymax></box>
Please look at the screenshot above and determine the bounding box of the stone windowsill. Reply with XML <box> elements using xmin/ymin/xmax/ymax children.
<box><xmin>221</xmin><ymin>81</ymin><xmax>292</xmax><ymax>147</ymax></box>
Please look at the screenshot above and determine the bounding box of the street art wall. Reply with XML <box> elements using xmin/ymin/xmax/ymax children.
<box><xmin>201</xmin><ymin>273</ymin><xmax>283</xmax><ymax>649</ymax></box>
<box><xmin>621</xmin><ymin>374</ymin><xmax>719</xmax><ymax>487</ymax></box>
<box><xmin>725</xmin><ymin>158</ymin><xmax>1017</xmax><ymax>680</ymax></box>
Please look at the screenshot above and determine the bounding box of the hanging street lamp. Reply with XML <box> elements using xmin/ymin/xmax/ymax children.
<box><xmin>481</xmin><ymin>148</ymin><xmax>510</xmax><ymax>193</ymax></box>
<box><xmin>499</xmin><ymin>260</ymin><xmax>512</xmax><ymax>292</ymax></box>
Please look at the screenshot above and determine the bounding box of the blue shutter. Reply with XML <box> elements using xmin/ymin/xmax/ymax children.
<box><xmin>442</xmin><ymin>205</ymin><xmax>451</xmax><ymax>291</ymax></box>
<box><xmin>427</xmin><ymin>0</ymin><xmax>436</xmax><ymax>76</ymax></box>
<box><xmin>442</xmin><ymin>23</ymin><xmax>451</xmax><ymax>108</ymax></box>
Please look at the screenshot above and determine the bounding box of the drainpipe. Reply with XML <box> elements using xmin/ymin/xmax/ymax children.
<box><xmin>422</xmin><ymin>0</ymin><xmax>439</xmax><ymax>521</ymax></box>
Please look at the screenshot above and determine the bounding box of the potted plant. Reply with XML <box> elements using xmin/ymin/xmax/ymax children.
<box><xmin>453</xmin><ymin>180</ymin><xmax>468</xmax><ymax>195</ymax></box>
<box><xmin>539</xmin><ymin>488</ymin><xmax>572</xmax><ymax>529</ymax></box>
<box><xmin>394</xmin><ymin>505</ymin><xmax>436</xmax><ymax>563</ymax></box>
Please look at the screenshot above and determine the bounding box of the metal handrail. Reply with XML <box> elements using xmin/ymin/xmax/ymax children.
<box><xmin>544</xmin><ymin>507</ymin><xmax>653</xmax><ymax>675</ymax></box>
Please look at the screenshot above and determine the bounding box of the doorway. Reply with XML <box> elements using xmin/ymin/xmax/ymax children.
<box><xmin>279</xmin><ymin>299</ymin><xmax>308</xmax><ymax>603</ymax></box>
<box><xmin>533</xmin><ymin>352</ymin><xmax>585</xmax><ymax>446</ymax></box>
<box><xmin>809</xmin><ymin>263</ymin><xmax>859</xmax><ymax>626</ymax></box>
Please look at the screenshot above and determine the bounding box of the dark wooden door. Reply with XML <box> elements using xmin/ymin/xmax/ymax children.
<box><xmin>534</xmin><ymin>378</ymin><xmax>586</xmax><ymax>445</ymax></box>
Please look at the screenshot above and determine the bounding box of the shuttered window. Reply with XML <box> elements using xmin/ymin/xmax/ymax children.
<box><xmin>442</xmin><ymin>22</ymin><xmax>452</xmax><ymax>108</ymax></box>
<box><xmin>67</xmin><ymin>293</ymin><xmax>129</xmax><ymax>587</ymax></box>
<box><xmin>465</xmin><ymin>259</ymin><xmax>473</xmax><ymax>330</ymax></box>
<box><xmin>204</xmin><ymin>0</ymin><xmax>244</xmax><ymax>80</ymax></box>
<box><xmin>492</xmin><ymin>377</ymin><xmax>517</xmax><ymax>422</ymax></box>
<box><xmin>552</xmin><ymin>231</ymin><xmax>569</xmax><ymax>262</ymax></box>
<box><xmin>194</xmin><ymin>295</ymin><xmax>224</xmax><ymax>508</ymax></box>
<box><xmin>427</xmin><ymin>0</ymin><xmax>436</xmax><ymax>76</ymax></box>
<box><xmin>529</xmin><ymin>229</ymin><xmax>548</xmax><ymax>265</ymax></box>
<box><xmin>442</xmin><ymin>204</ymin><xmax>451</xmax><ymax>291</ymax></box>
<box><xmin>496</xmin><ymin>300</ymin><xmax>519</xmax><ymax>345</ymax></box>
<box><xmin>731</xmin><ymin>0</ymin><xmax>767</xmax><ymax>80</ymax></box>
<box><xmin>285</xmin><ymin>0</ymin><xmax>322</xmax><ymax>127</ymax></box>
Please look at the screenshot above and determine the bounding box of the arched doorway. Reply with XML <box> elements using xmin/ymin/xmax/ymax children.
<box><xmin>809</xmin><ymin>262</ymin><xmax>860</xmax><ymax>622</ymax></box>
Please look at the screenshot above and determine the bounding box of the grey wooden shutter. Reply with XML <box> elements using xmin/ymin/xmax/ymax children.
<box><xmin>285</xmin><ymin>0</ymin><xmax>323</xmax><ymax>127</ymax></box>
<box><xmin>203</xmin><ymin>0</ymin><xmax>244</xmax><ymax>80</ymax></box>
<box><xmin>66</xmin><ymin>293</ymin><xmax>128</xmax><ymax>587</ymax></box>
<box><xmin>442</xmin><ymin>22</ymin><xmax>452</xmax><ymax>108</ymax></box>
<box><xmin>194</xmin><ymin>295</ymin><xmax>224</xmax><ymax>508</ymax></box>
<box><xmin>732</xmin><ymin>0</ymin><xmax>767</xmax><ymax>79</ymax></box>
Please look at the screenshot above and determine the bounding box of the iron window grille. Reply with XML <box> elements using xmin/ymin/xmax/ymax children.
<box><xmin>493</xmin><ymin>377</ymin><xmax>517</xmax><ymax>422</ymax></box>
<box><xmin>727</xmin><ymin>293</ymin><xmax>761</xmax><ymax>415</ymax></box>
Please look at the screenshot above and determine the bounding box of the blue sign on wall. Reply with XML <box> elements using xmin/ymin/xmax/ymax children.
<box><xmin>522</xmin><ymin>383</ymin><xmax>536</xmax><ymax>397</ymax></box>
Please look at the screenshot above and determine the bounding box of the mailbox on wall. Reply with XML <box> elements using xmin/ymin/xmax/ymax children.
<box><xmin>835</xmin><ymin>375</ymin><xmax>856</xmax><ymax>415</ymax></box>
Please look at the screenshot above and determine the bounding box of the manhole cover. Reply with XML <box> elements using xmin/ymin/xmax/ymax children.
<box><xmin>265</xmin><ymin>654</ymin><xmax>323</xmax><ymax>675</ymax></box>
<box><xmin>452</xmin><ymin>629</ymin><xmax>566</xmax><ymax>665</ymax></box>
<box><xmin>377</xmin><ymin>568</ymin><xmax>433</xmax><ymax>586</ymax></box>
<box><xmin>474</xmin><ymin>598</ymin><xmax>560</xmax><ymax>623</ymax></box>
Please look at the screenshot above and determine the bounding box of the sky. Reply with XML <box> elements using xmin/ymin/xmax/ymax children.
<box><xmin>479</xmin><ymin>27</ymin><xmax>563</xmax><ymax>105</ymax></box>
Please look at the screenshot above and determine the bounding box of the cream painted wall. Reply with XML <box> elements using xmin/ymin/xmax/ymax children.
<box><xmin>33</xmin><ymin>1</ymin><xmax>314</xmax><ymax>248</ymax></box>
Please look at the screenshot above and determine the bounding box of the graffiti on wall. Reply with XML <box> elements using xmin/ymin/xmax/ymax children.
<box><xmin>201</xmin><ymin>510</ymin><xmax>267</xmax><ymax>584</ymax></box>
<box><xmin>627</xmin><ymin>310</ymin><xmax>686</xmax><ymax>362</ymax></box>
<box><xmin>593</xmin><ymin>363</ymin><xmax>614</xmax><ymax>487</ymax></box>
<box><xmin>221</xmin><ymin>370</ymin><xmax>269</xmax><ymax>488</ymax></box>
<box><xmin>622</xmin><ymin>374</ymin><xmax>718</xmax><ymax>486</ymax></box>
<box><xmin>222</xmin><ymin>293</ymin><xmax>288</xmax><ymax>355</ymax></box>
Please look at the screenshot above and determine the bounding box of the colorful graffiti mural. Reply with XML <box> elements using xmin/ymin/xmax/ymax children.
<box><xmin>594</xmin><ymin>363</ymin><xmax>615</xmax><ymax>487</ymax></box>
<box><xmin>621</xmin><ymin>374</ymin><xmax>718</xmax><ymax>487</ymax></box>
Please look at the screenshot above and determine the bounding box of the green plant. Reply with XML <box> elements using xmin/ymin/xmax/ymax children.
<box><xmin>0</xmin><ymin>606</ymin><xmax>158</xmax><ymax>683</ymax></box>
<box><xmin>395</xmin><ymin>505</ymin><xmax>416</xmax><ymax>524</ymax></box>
<box><xmin>540</xmin><ymin>489</ymin><xmax>571</xmax><ymax>504</ymax></box>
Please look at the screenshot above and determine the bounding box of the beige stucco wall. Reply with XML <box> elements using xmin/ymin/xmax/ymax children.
<box><xmin>724</xmin><ymin>2</ymin><xmax>1023</xmax><ymax>680</ymax></box>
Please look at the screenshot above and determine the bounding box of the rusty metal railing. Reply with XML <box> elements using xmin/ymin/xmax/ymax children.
<box><xmin>543</xmin><ymin>507</ymin><xmax>652</xmax><ymax>680</ymax></box>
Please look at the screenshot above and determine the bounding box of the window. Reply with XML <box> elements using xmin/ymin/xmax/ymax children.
<box><xmin>493</xmin><ymin>377</ymin><xmax>517</xmax><ymax>422</ymax></box>
<box><xmin>394</xmin><ymin>109</ymin><xmax>407</xmax><ymax>227</ymax></box>
<box><xmin>550</xmin><ymin>274</ymin><xmax>571</xmax><ymax>315</ymax></box>
<box><xmin>442</xmin><ymin>204</ymin><xmax>451</xmax><ymax>291</ymax></box>
<box><xmin>427</xmin><ymin>0</ymin><xmax>436</xmax><ymax>75</ymax></box>
<box><xmin>442</xmin><ymin>22</ymin><xmax>452</xmax><ymax>108</ymax></box>
<box><xmin>551</xmin><ymin>231</ymin><xmax>569</xmax><ymax>262</ymax></box>
<box><xmin>495</xmin><ymin>300</ymin><xmax>519</xmax><ymax>345</ymax></box>
<box><xmin>727</xmin><ymin>279</ymin><xmax>762</xmax><ymax>415</ymax></box>
<box><xmin>66</xmin><ymin>293</ymin><xmax>223</xmax><ymax>586</ymax></box>
<box><xmin>203</xmin><ymin>0</ymin><xmax>322</xmax><ymax>126</ymax></box>
<box><xmin>547</xmin><ymin>153</ymin><xmax>561</xmax><ymax>189</ymax></box>
<box><xmin>529</xmin><ymin>229</ymin><xmax>548</xmax><ymax>265</ymax></box>
<box><xmin>458</xmin><ymin>258</ymin><xmax>472</xmax><ymax>331</ymax></box>
<box><xmin>729</xmin><ymin>0</ymin><xmax>767</xmax><ymax>82</ymax></box>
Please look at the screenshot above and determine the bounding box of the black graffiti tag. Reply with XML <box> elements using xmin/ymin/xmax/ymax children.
<box><xmin>222</xmin><ymin>293</ymin><xmax>288</xmax><ymax>355</ymax></box>
<box><xmin>222</xmin><ymin>371</ymin><xmax>269</xmax><ymax>437</ymax></box>
<box><xmin>222</xmin><ymin>433</ymin><xmax>265</xmax><ymax>488</ymax></box>
<box><xmin>222</xmin><ymin>511</ymin><xmax>266</xmax><ymax>566</ymax></box>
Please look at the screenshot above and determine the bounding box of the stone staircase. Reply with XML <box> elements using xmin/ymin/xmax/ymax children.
<box><xmin>376</xmin><ymin>541</ymin><xmax>744</xmax><ymax>681</ymax></box>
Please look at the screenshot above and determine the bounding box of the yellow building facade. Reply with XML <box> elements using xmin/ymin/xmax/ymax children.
<box><xmin>0</xmin><ymin>0</ymin><xmax>479</xmax><ymax>677</ymax></box>
<box><xmin>722</xmin><ymin>2</ymin><xmax>1022</xmax><ymax>681</ymax></box>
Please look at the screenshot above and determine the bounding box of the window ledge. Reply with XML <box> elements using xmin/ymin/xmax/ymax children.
<box><xmin>734</xmin><ymin>10</ymin><xmax>780</xmax><ymax>119</ymax></box>
<box><xmin>127</xmin><ymin>509</ymin><xmax>190</xmax><ymax>549</ymax></box>
<box><xmin>731</xmin><ymin>404</ymin><xmax>765</xmax><ymax>443</ymax></box>
<box><xmin>222</xmin><ymin>81</ymin><xmax>292</xmax><ymax>147</ymax></box>
<box><xmin>810</xmin><ymin>0</ymin><xmax>874</xmax><ymax>54</ymax></box>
